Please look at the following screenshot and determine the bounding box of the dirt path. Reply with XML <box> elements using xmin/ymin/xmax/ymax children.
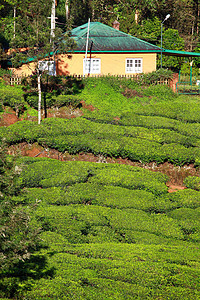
<box><xmin>8</xmin><ymin>142</ymin><xmax>200</xmax><ymax>193</ymax></box>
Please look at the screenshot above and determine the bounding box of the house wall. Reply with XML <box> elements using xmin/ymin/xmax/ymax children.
<box><xmin>9</xmin><ymin>61</ymin><xmax>37</xmax><ymax>77</ymax></box>
<box><xmin>10</xmin><ymin>53</ymin><xmax>157</xmax><ymax>76</ymax></box>
<box><xmin>57</xmin><ymin>53</ymin><xmax>157</xmax><ymax>76</ymax></box>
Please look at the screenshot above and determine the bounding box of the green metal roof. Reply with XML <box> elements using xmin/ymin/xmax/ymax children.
<box><xmin>70</xmin><ymin>22</ymin><xmax>200</xmax><ymax>57</ymax></box>
<box><xmin>162</xmin><ymin>49</ymin><xmax>200</xmax><ymax>57</ymax></box>
<box><xmin>71</xmin><ymin>22</ymin><xmax>161</xmax><ymax>53</ymax></box>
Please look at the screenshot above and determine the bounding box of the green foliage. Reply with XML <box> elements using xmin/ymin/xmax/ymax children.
<box><xmin>18</xmin><ymin>159</ymin><xmax>90</xmax><ymax>188</ymax></box>
<box><xmin>165</xmin><ymin>189</ymin><xmax>200</xmax><ymax>209</ymax></box>
<box><xmin>1</xmin><ymin>105</ymin><xmax>200</xmax><ymax>165</ymax></box>
<box><xmin>0</xmin><ymin>85</ymin><xmax>25</xmax><ymax>116</ymax></box>
<box><xmin>0</xmin><ymin>78</ymin><xmax>200</xmax><ymax>167</ymax></box>
<box><xmin>51</xmin><ymin>94</ymin><xmax>81</xmax><ymax>109</ymax></box>
<box><xmin>180</xmin><ymin>61</ymin><xmax>199</xmax><ymax>78</ymax></box>
<box><xmin>1</xmin><ymin>78</ymin><xmax>200</xmax><ymax>298</ymax></box>
<box><xmin>3</xmin><ymin>155</ymin><xmax>199</xmax><ymax>299</ymax></box>
<box><xmin>87</xmin><ymin>165</ymin><xmax>168</xmax><ymax>195</ymax></box>
<box><xmin>138</xmin><ymin>17</ymin><xmax>161</xmax><ymax>43</ymax></box>
<box><xmin>0</xmin><ymin>140</ymin><xmax>45</xmax><ymax>298</ymax></box>
<box><xmin>159</xmin><ymin>28</ymin><xmax>185</xmax><ymax>69</ymax></box>
<box><xmin>168</xmin><ymin>208</ymin><xmax>200</xmax><ymax>241</ymax></box>
<box><xmin>0</xmin><ymin>68</ymin><xmax>11</xmax><ymax>77</ymax></box>
<box><xmin>22</xmin><ymin>75</ymin><xmax>83</xmax><ymax>110</ymax></box>
<box><xmin>184</xmin><ymin>176</ymin><xmax>200</xmax><ymax>191</ymax></box>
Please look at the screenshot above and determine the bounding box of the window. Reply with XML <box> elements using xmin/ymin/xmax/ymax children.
<box><xmin>126</xmin><ymin>58</ymin><xmax>142</xmax><ymax>73</ymax></box>
<box><xmin>38</xmin><ymin>61</ymin><xmax>56</xmax><ymax>75</ymax></box>
<box><xmin>83</xmin><ymin>58</ymin><xmax>101</xmax><ymax>74</ymax></box>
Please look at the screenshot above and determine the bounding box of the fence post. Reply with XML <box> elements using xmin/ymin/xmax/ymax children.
<box><xmin>169</xmin><ymin>73</ymin><xmax>179</xmax><ymax>93</ymax></box>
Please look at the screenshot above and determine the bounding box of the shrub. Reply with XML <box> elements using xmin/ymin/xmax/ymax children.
<box><xmin>168</xmin><ymin>208</ymin><xmax>200</xmax><ymax>241</ymax></box>
<box><xmin>184</xmin><ymin>176</ymin><xmax>200</xmax><ymax>190</ymax></box>
<box><xmin>51</xmin><ymin>94</ymin><xmax>81</xmax><ymax>108</ymax></box>
<box><xmin>164</xmin><ymin>189</ymin><xmax>200</xmax><ymax>209</ymax></box>
<box><xmin>18</xmin><ymin>160</ymin><xmax>90</xmax><ymax>188</ymax></box>
<box><xmin>88</xmin><ymin>166</ymin><xmax>168</xmax><ymax>195</ymax></box>
<box><xmin>0</xmin><ymin>86</ymin><xmax>25</xmax><ymax>116</ymax></box>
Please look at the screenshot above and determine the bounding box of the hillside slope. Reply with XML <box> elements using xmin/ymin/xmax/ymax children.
<box><xmin>1</xmin><ymin>78</ymin><xmax>200</xmax><ymax>299</ymax></box>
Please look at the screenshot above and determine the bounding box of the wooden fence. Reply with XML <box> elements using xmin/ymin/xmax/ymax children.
<box><xmin>8</xmin><ymin>74</ymin><xmax>170</xmax><ymax>87</ymax></box>
<box><xmin>66</xmin><ymin>74</ymin><xmax>170</xmax><ymax>85</ymax></box>
<box><xmin>10</xmin><ymin>75</ymin><xmax>22</xmax><ymax>85</ymax></box>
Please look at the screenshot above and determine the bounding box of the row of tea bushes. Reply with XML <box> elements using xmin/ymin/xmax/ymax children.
<box><xmin>17</xmin><ymin>158</ymin><xmax>168</xmax><ymax>194</ymax></box>
<box><xmin>17</xmin><ymin>159</ymin><xmax>92</xmax><ymax>188</ymax></box>
<box><xmin>1</xmin><ymin>118</ymin><xmax>200</xmax><ymax>165</ymax></box>
<box><xmin>33</xmin><ymin>205</ymin><xmax>186</xmax><ymax>244</ymax></box>
<box><xmin>85</xmin><ymin>110</ymin><xmax>200</xmax><ymax>141</ymax></box>
<box><xmin>129</xmin><ymin>100</ymin><xmax>200</xmax><ymax>123</ymax></box>
<box><xmin>31</xmin><ymin>200</ymin><xmax>199</xmax><ymax>244</ymax></box>
<box><xmin>2</xmin><ymin>115</ymin><xmax>197</xmax><ymax>150</ymax></box>
<box><xmin>19</xmin><ymin>183</ymin><xmax>200</xmax><ymax>213</ymax></box>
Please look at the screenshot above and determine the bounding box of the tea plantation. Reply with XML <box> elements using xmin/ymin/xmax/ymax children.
<box><xmin>5</xmin><ymin>158</ymin><xmax>199</xmax><ymax>299</ymax></box>
<box><xmin>0</xmin><ymin>77</ymin><xmax>200</xmax><ymax>299</ymax></box>
<box><xmin>2</xmin><ymin>79</ymin><xmax>200</xmax><ymax>165</ymax></box>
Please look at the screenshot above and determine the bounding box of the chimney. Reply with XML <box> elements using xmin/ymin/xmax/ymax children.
<box><xmin>112</xmin><ymin>20</ymin><xmax>120</xmax><ymax>30</ymax></box>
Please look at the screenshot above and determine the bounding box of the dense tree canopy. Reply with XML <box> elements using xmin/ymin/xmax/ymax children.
<box><xmin>0</xmin><ymin>0</ymin><xmax>200</xmax><ymax>70</ymax></box>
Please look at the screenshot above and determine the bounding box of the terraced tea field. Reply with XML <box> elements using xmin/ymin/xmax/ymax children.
<box><xmin>0</xmin><ymin>78</ymin><xmax>200</xmax><ymax>299</ymax></box>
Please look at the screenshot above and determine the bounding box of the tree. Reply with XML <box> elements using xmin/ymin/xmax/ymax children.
<box><xmin>9</xmin><ymin>0</ymin><xmax>74</xmax><ymax>124</ymax></box>
<box><xmin>159</xmin><ymin>28</ymin><xmax>185</xmax><ymax>69</ymax></box>
<box><xmin>0</xmin><ymin>140</ymin><xmax>44</xmax><ymax>298</ymax></box>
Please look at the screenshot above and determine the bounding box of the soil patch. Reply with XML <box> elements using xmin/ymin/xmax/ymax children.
<box><xmin>0</xmin><ymin>106</ymin><xmax>83</xmax><ymax>127</ymax></box>
<box><xmin>0</xmin><ymin>110</ymin><xmax>18</xmax><ymax>127</ymax></box>
<box><xmin>80</xmin><ymin>100</ymin><xmax>96</xmax><ymax>111</ymax></box>
<box><xmin>122</xmin><ymin>88</ymin><xmax>144</xmax><ymax>98</ymax></box>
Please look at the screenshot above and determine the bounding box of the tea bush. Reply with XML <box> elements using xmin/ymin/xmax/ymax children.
<box><xmin>1</xmin><ymin>115</ymin><xmax>199</xmax><ymax>165</ymax></box>
<box><xmin>167</xmin><ymin>208</ymin><xmax>200</xmax><ymax>241</ymax></box>
<box><xmin>88</xmin><ymin>167</ymin><xmax>168</xmax><ymax>195</ymax></box>
<box><xmin>184</xmin><ymin>176</ymin><xmax>200</xmax><ymax>190</ymax></box>
<box><xmin>165</xmin><ymin>189</ymin><xmax>200</xmax><ymax>209</ymax></box>
<box><xmin>0</xmin><ymin>85</ymin><xmax>25</xmax><ymax>116</ymax></box>
<box><xmin>132</xmin><ymin>100</ymin><xmax>200</xmax><ymax>123</ymax></box>
<box><xmin>51</xmin><ymin>94</ymin><xmax>81</xmax><ymax>108</ymax></box>
<box><xmin>18</xmin><ymin>160</ymin><xmax>91</xmax><ymax>188</ymax></box>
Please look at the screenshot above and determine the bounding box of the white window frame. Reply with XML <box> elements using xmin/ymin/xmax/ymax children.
<box><xmin>83</xmin><ymin>58</ymin><xmax>101</xmax><ymax>74</ymax></box>
<box><xmin>38</xmin><ymin>61</ymin><xmax>56</xmax><ymax>76</ymax></box>
<box><xmin>125</xmin><ymin>58</ymin><xmax>143</xmax><ymax>74</ymax></box>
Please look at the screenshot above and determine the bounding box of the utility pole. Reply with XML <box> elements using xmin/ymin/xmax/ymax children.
<box><xmin>161</xmin><ymin>14</ymin><xmax>170</xmax><ymax>68</ymax></box>
<box><xmin>65</xmin><ymin>0</ymin><xmax>69</xmax><ymax>20</ymax></box>
<box><xmin>14</xmin><ymin>6</ymin><xmax>16</xmax><ymax>39</ymax></box>
<box><xmin>50</xmin><ymin>0</ymin><xmax>56</xmax><ymax>43</ymax></box>
<box><xmin>50</xmin><ymin>0</ymin><xmax>57</xmax><ymax>75</ymax></box>
<box><xmin>84</xmin><ymin>18</ymin><xmax>90</xmax><ymax>76</ymax></box>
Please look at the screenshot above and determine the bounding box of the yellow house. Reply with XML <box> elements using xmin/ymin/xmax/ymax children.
<box><xmin>59</xmin><ymin>21</ymin><xmax>162</xmax><ymax>76</ymax></box>
<box><xmin>12</xmin><ymin>21</ymin><xmax>163</xmax><ymax>77</ymax></box>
